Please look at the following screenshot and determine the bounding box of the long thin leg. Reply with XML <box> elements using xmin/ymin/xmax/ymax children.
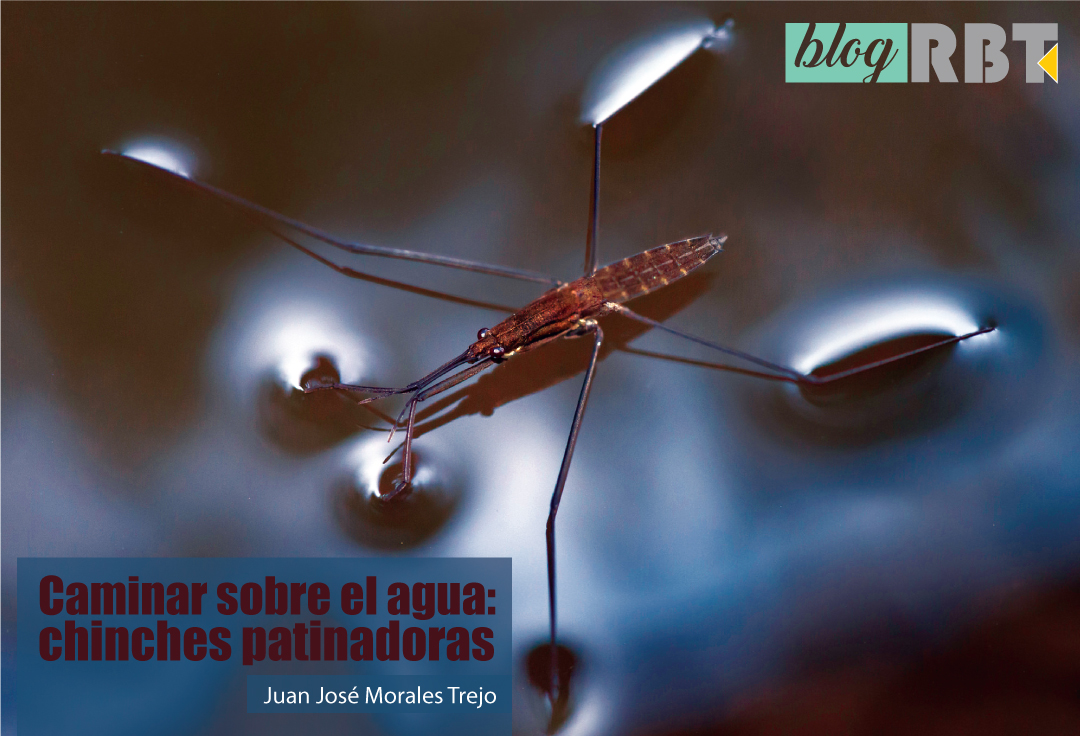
<box><xmin>396</xmin><ymin>398</ymin><xmax>420</xmax><ymax>494</ymax></box>
<box><xmin>389</xmin><ymin>358</ymin><xmax>498</xmax><ymax>442</ymax></box>
<box><xmin>547</xmin><ymin>322</ymin><xmax>604</xmax><ymax>699</ymax></box>
<box><xmin>584</xmin><ymin>124</ymin><xmax>603</xmax><ymax>277</ymax></box>
<box><xmin>610</xmin><ymin>303</ymin><xmax>996</xmax><ymax>385</ymax></box>
<box><xmin>619</xmin><ymin>346</ymin><xmax>800</xmax><ymax>383</ymax></box>
<box><xmin>609</xmin><ymin>303</ymin><xmax>805</xmax><ymax>380</ymax></box>
<box><xmin>258</xmin><ymin>220</ymin><xmax>520</xmax><ymax>314</ymax></box>
<box><xmin>380</xmin><ymin>358</ymin><xmax>498</xmax><ymax>499</ymax></box>
<box><xmin>799</xmin><ymin>327</ymin><xmax>995</xmax><ymax>384</ymax></box>
<box><xmin>104</xmin><ymin>150</ymin><xmax>562</xmax><ymax>287</ymax></box>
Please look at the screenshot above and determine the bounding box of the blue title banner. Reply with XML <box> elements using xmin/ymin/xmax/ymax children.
<box><xmin>19</xmin><ymin>557</ymin><xmax>511</xmax><ymax>735</ymax></box>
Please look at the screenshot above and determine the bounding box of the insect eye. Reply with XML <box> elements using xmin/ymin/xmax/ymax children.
<box><xmin>477</xmin><ymin>328</ymin><xmax>491</xmax><ymax>340</ymax></box>
<box><xmin>492</xmin><ymin>346</ymin><xmax>505</xmax><ymax>358</ymax></box>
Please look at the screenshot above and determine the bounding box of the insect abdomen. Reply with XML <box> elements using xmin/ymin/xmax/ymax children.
<box><xmin>591</xmin><ymin>235</ymin><xmax>725</xmax><ymax>304</ymax></box>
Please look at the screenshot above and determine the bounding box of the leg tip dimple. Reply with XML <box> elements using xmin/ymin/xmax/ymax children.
<box><xmin>524</xmin><ymin>642</ymin><xmax>579</xmax><ymax>733</ymax></box>
<box><xmin>378</xmin><ymin>481</ymin><xmax>412</xmax><ymax>503</ymax></box>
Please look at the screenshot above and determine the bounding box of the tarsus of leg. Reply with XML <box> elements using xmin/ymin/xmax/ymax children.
<box><xmin>547</xmin><ymin>322</ymin><xmax>604</xmax><ymax>701</ymax></box>
<box><xmin>802</xmin><ymin>326</ymin><xmax>996</xmax><ymax>384</ymax></box>
<box><xmin>610</xmin><ymin>303</ymin><xmax>996</xmax><ymax>385</ymax></box>
<box><xmin>394</xmin><ymin>399</ymin><xmax>420</xmax><ymax>496</ymax></box>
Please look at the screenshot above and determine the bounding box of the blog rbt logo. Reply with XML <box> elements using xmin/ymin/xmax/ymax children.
<box><xmin>786</xmin><ymin>22</ymin><xmax>1059</xmax><ymax>83</ymax></box>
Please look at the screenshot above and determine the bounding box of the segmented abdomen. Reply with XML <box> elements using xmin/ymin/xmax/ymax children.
<box><xmin>591</xmin><ymin>235</ymin><xmax>724</xmax><ymax>304</ymax></box>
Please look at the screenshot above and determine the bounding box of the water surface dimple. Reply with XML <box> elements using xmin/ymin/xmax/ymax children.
<box><xmin>256</xmin><ymin>354</ymin><xmax>371</xmax><ymax>455</ymax></box>
<box><xmin>739</xmin><ymin>276</ymin><xmax>1046</xmax><ymax>460</ymax></box>
<box><xmin>334</xmin><ymin>437</ymin><xmax>465</xmax><ymax>550</ymax></box>
<box><xmin>801</xmin><ymin>330</ymin><xmax>959</xmax><ymax>405</ymax></box>
<box><xmin>524</xmin><ymin>642</ymin><xmax>580</xmax><ymax>735</ymax></box>
<box><xmin>207</xmin><ymin>272</ymin><xmax>393</xmax><ymax>448</ymax></box>
<box><xmin>116</xmin><ymin>137</ymin><xmax>197</xmax><ymax>178</ymax></box>
<box><xmin>787</xmin><ymin>330</ymin><xmax>974</xmax><ymax>440</ymax></box>
<box><xmin>786</xmin><ymin>291</ymin><xmax>982</xmax><ymax>377</ymax></box>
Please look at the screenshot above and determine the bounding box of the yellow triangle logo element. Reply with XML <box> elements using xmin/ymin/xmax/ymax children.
<box><xmin>1038</xmin><ymin>43</ymin><xmax>1059</xmax><ymax>83</ymax></box>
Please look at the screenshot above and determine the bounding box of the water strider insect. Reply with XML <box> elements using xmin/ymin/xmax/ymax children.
<box><xmin>104</xmin><ymin>17</ymin><xmax>994</xmax><ymax>727</ymax></box>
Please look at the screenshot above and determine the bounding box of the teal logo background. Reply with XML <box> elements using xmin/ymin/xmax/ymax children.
<box><xmin>787</xmin><ymin>23</ymin><xmax>908</xmax><ymax>83</ymax></box>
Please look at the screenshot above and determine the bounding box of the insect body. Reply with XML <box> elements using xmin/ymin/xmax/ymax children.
<box><xmin>308</xmin><ymin>234</ymin><xmax>727</xmax><ymax>496</ymax></box>
<box><xmin>465</xmin><ymin>234</ymin><xmax>723</xmax><ymax>366</ymax></box>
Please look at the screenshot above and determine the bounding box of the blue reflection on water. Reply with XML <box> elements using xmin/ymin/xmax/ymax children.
<box><xmin>581</xmin><ymin>19</ymin><xmax>720</xmax><ymax>126</ymax></box>
<box><xmin>784</xmin><ymin>289</ymin><xmax>983</xmax><ymax>375</ymax></box>
<box><xmin>118</xmin><ymin>139</ymin><xmax>195</xmax><ymax>179</ymax></box>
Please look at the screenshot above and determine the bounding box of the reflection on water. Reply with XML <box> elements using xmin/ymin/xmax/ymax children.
<box><xmin>227</xmin><ymin>299</ymin><xmax>374</xmax><ymax>391</ymax></box>
<box><xmin>3</xmin><ymin>4</ymin><xmax>1079</xmax><ymax>736</ymax></box>
<box><xmin>702</xmin><ymin>17</ymin><xmax>736</xmax><ymax>53</ymax></box>
<box><xmin>118</xmin><ymin>139</ymin><xmax>196</xmax><ymax>178</ymax></box>
<box><xmin>580</xmin><ymin>18</ymin><xmax>724</xmax><ymax>126</ymax></box>
<box><xmin>784</xmin><ymin>289</ymin><xmax>983</xmax><ymax>375</ymax></box>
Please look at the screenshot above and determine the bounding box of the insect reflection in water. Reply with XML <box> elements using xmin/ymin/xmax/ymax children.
<box><xmin>106</xmin><ymin>17</ymin><xmax>998</xmax><ymax>734</ymax></box>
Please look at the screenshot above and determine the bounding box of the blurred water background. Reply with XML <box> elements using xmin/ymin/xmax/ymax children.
<box><xmin>3</xmin><ymin>4</ymin><xmax>1079</xmax><ymax>735</ymax></box>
